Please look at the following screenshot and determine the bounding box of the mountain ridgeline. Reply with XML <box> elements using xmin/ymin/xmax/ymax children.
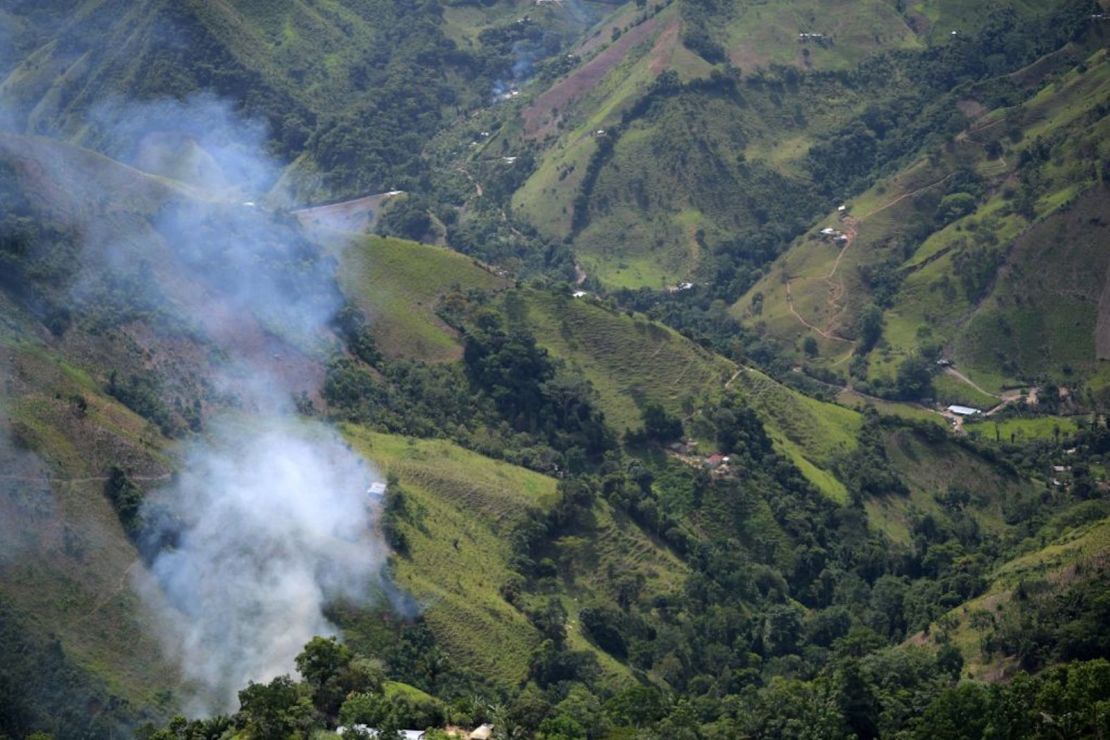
<box><xmin>1</xmin><ymin>0</ymin><xmax>1110</xmax><ymax>738</ymax></box>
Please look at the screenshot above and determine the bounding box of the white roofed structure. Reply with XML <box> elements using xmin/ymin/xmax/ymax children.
<box><xmin>337</xmin><ymin>726</ymin><xmax>425</xmax><ymax>740</ymax></box>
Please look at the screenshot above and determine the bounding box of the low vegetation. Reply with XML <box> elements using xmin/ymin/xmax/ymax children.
<box><xmin>2</xmin><ymin>0</ymin><xmax>1109</xmax><ymax>737</ymax></box>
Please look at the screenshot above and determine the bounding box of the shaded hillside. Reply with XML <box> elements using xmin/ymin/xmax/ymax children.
<box><xmin>500</xmin><ymin>0</ymin><xmax>1093</xmax><ymax>289</ymax></box>
<box><xmin>0</xmin><ymin>0</ymin><xmax>603</xmax><ymax>201</ymax></box>
<box><xmin>734</xmin><ymin>44</ymin><xmax>1110</xmax><ymax>403</ymax></box>
<box><xmin>914</xmin><ymin>508</ymin><xmax>1110</xmax><ymax>681</ymax></box>
<box><xmin>0</xmin><ymin>296</ymin><xmax>180</xmax><ymax>736</ymax></box>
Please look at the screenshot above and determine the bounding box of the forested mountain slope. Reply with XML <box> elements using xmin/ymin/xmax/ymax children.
<box><xmin>2</xmin><ymin>0</ymin><xmax>1110</xmax><ymax>738</ymax></box>
<box><xmin>500</xmin><ymin>0</ymin><xmax>1097</xmax><ymax>288</ymax></box>
<box><xmin>0</xmin><ymin>0</ymin><xmax>604</xmax><ymax>201</ymax></box>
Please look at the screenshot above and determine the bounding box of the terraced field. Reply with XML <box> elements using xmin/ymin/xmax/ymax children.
<box><xmin>342</xmin><ymin>426</ymin><xmax>557</xmax><ymax>686</ymax></box>
<box><xmin>334</xmin><ymin>234</ymin><xmax>509</xmax><ymax>362</ymax></box>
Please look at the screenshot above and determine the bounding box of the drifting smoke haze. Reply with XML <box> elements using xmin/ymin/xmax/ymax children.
<box><xmin>90</xmin><ymin>93</ymin><xmax>278</xmax><ymax>197</ymax></box>
<box><xmin>0</xmin><ymin>355</ymin><xmax>56</xmax><ymax>567</ymax></box>
<box><xmin>108</xmin><ymin>96</ymin><xmax>386</xmax><ymax>712</ymax></box>
<box><xmin>137</xmin><ymin>421</ymin><xmax>385</xmax><ymax>713</ymax></box>
<box><xmin>0</xmin><ymin>89</ymin><xmax>389</xmax><ymax>713</ymax></box>
<box><xmin>86</xmin><ymin>94</ymin><xmax>342</xmax><ymax>355</ymax></box>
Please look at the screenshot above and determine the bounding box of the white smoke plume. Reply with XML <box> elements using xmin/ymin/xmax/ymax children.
<box><xmin>88</xmin><ymin>92</ymin><xmax>278</xmax><ymax>196</ymax></box>
<box><xmin>83</xmin><ymin>96</ymin><xmax>392</xmax><ymax>713</ymax></box>
<box><xmin>137</xmin><ymin>419</ymin><xmax>385</xmax><ymax>713</ymax></box>
<box><xmin>0</xmin><ymin>7</ymin><xmax>400</xmax><ymax>707</ymax></box>
<box><xmin>0</xmin><ymin>89</ymin><xmax>392</xmax><ymax>714</ymax></box>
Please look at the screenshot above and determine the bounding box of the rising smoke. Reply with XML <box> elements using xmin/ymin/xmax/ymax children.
<box><xmin>1</xmin><ymin>90</ymin><xmax>390</xmax><ymax>713</ymax></box>
<box><xmin>105</xmin><ymin>96</ymin><xmax>389</xmax><ymax>713</ymax></box>
<box><xmin>136</xmin><ymin>420</ymin><xmax>385</xmax><ymax>713</ymax></box>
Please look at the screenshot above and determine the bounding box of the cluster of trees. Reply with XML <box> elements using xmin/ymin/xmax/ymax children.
<box><xmin>287</xmin><ymin>0</ymin><xmax>542</xmax><ymax>196</ymax></box>
<box><xmin>809</xmin><ymin>1</ymin><xmax>1092</xmax><ymax>195</ymax></box>
<box><xmin>323</xmin><ymin>297</ymin><xmax>613</xmax><ymax>476</ymax></box>
<box><xmin>400</xmin><ymin>391</ymin><xmax>1033</xmax><ymax>732</ymax></box>
<box><xmin>0</xmin><ymin>603</ymin><xmax>140</xmax><ymax>740</ymax></box>
<box><xmin>138</xmin><ymin>637</ymin><xmax>447</xmax><ymax>740</ymax></box>
<box><xmin>140</xmin><ymin>634</ymin><xmax>1110</xmax><ymax>739</ymax></box>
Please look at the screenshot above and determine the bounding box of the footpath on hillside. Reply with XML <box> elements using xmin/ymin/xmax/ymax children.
<box><xmin>782</xmin><ymin>172</ymin><xmax>958</xmax><ymax>345</ymax></box>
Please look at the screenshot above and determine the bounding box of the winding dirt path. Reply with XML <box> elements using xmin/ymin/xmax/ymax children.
<box><xmin>782</xmin><ymin>172</ymin><xmax>960</xmax><ymax>347</ymax></box>
<box><xmin>824</xmin><ymin>218</ymin><xmax>860</xmax><ymax>281</ymax></box>
<box><xmin>784</xmin><ymin>281</ymin><xmax>855</xmax><ymax>343</ymax></box>
<box><xmin>858</xmin><ymin>172</ymin><xmax>958</xmax><ymax>221</ymax></box>
<box><xmin>943</xmin><ymin>366</ymin><xmax>1000</xmax><ymax>400</ymax></box>
<box><xmin>821</xmin><ymin>218</ymin><xmax>860</xmax><ymax>329</ymax></box>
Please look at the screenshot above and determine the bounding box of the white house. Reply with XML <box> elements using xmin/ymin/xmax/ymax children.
<box><xmin>337</xmin><ymin>726</ymin><xmax>425</xmax><ymax>740</ymax></box>
<box><xmin>946</xmin><ymin>405</ymin><xmax>981</xmax><ymax>416</ymax></box>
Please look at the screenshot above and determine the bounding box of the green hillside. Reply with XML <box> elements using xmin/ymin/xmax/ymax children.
<box><xmin>491</xmin><ymin>287</ymin><xmax>870</xmax><ymax>501</ymax></box>
<box><xmin>0</xmin><ymin>0</ymin><xmax>600</xmax><ymax>202</ymax></box>
<box><xmin>342</xmin><ymin>425</ymin><xmax>689</xmax><ymax>691</ymax></box>
<box><xmin>334</xmin><ymin>234</ymin><xmax>509</xmax><ymax>363</ymax></box>
<box><xmin>341</xmin><ymin>426</ymin><xmax>558</xmax><ymax>687</ymax></box>
<box><xmin>866</xmin><ymin>425</ymin><xmax>1036</xmax><ymax>544</ymax></box>
<box><xmin>915</xmin><ymin>509</ymin><xmax>1110</xmax><ymax>680</ymax></box>
<box><xmin>504</xmin><ymin>0</ymin><xmax>1089</xmax><ymax>289</ymax></box>
<box><xmin>4</xmin><ymin>0</ymin><xmax>1110</xmax><ymax>737</ymax></box>
<box><xmin>499</xmin><ymin>288</ymin><xmax>734</xmax><ymax>431</ymax></box>
<box><xmin>0</xmin><ymin>303</ymin><xmax>181</xmax><ymax>733</ymax></box>
<box><xmin>734</xmin><ymin>43</ymin><xmax>1110</xmax><ymax>404</ymax></box>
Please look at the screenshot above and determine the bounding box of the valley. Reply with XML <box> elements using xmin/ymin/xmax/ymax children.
<box><xmin>1</xmin><ymin>0</ymin><xmax>1109</xmax><ymax>738</ymax></box>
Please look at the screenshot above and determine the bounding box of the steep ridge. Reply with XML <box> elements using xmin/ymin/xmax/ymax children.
<box><xmin>734</xmin><ymin>45</ymin><xmax>1110</xmax><ymax>403</ymax></box>
<box><xmin>0</xmin><ymin>0</ymin><xmax>602</xmax><ymax>202</ymax></box>
<box><xmin>504</xmin><ymin>0</ymin><xmax>1091</xmax><ymax>289</ymax></box>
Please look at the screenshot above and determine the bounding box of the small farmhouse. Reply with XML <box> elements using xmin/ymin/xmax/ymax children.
<box><xmin>946</xmin><ymin>405</ymin><xmax>981</xmax><ymax>416</ymax></box>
